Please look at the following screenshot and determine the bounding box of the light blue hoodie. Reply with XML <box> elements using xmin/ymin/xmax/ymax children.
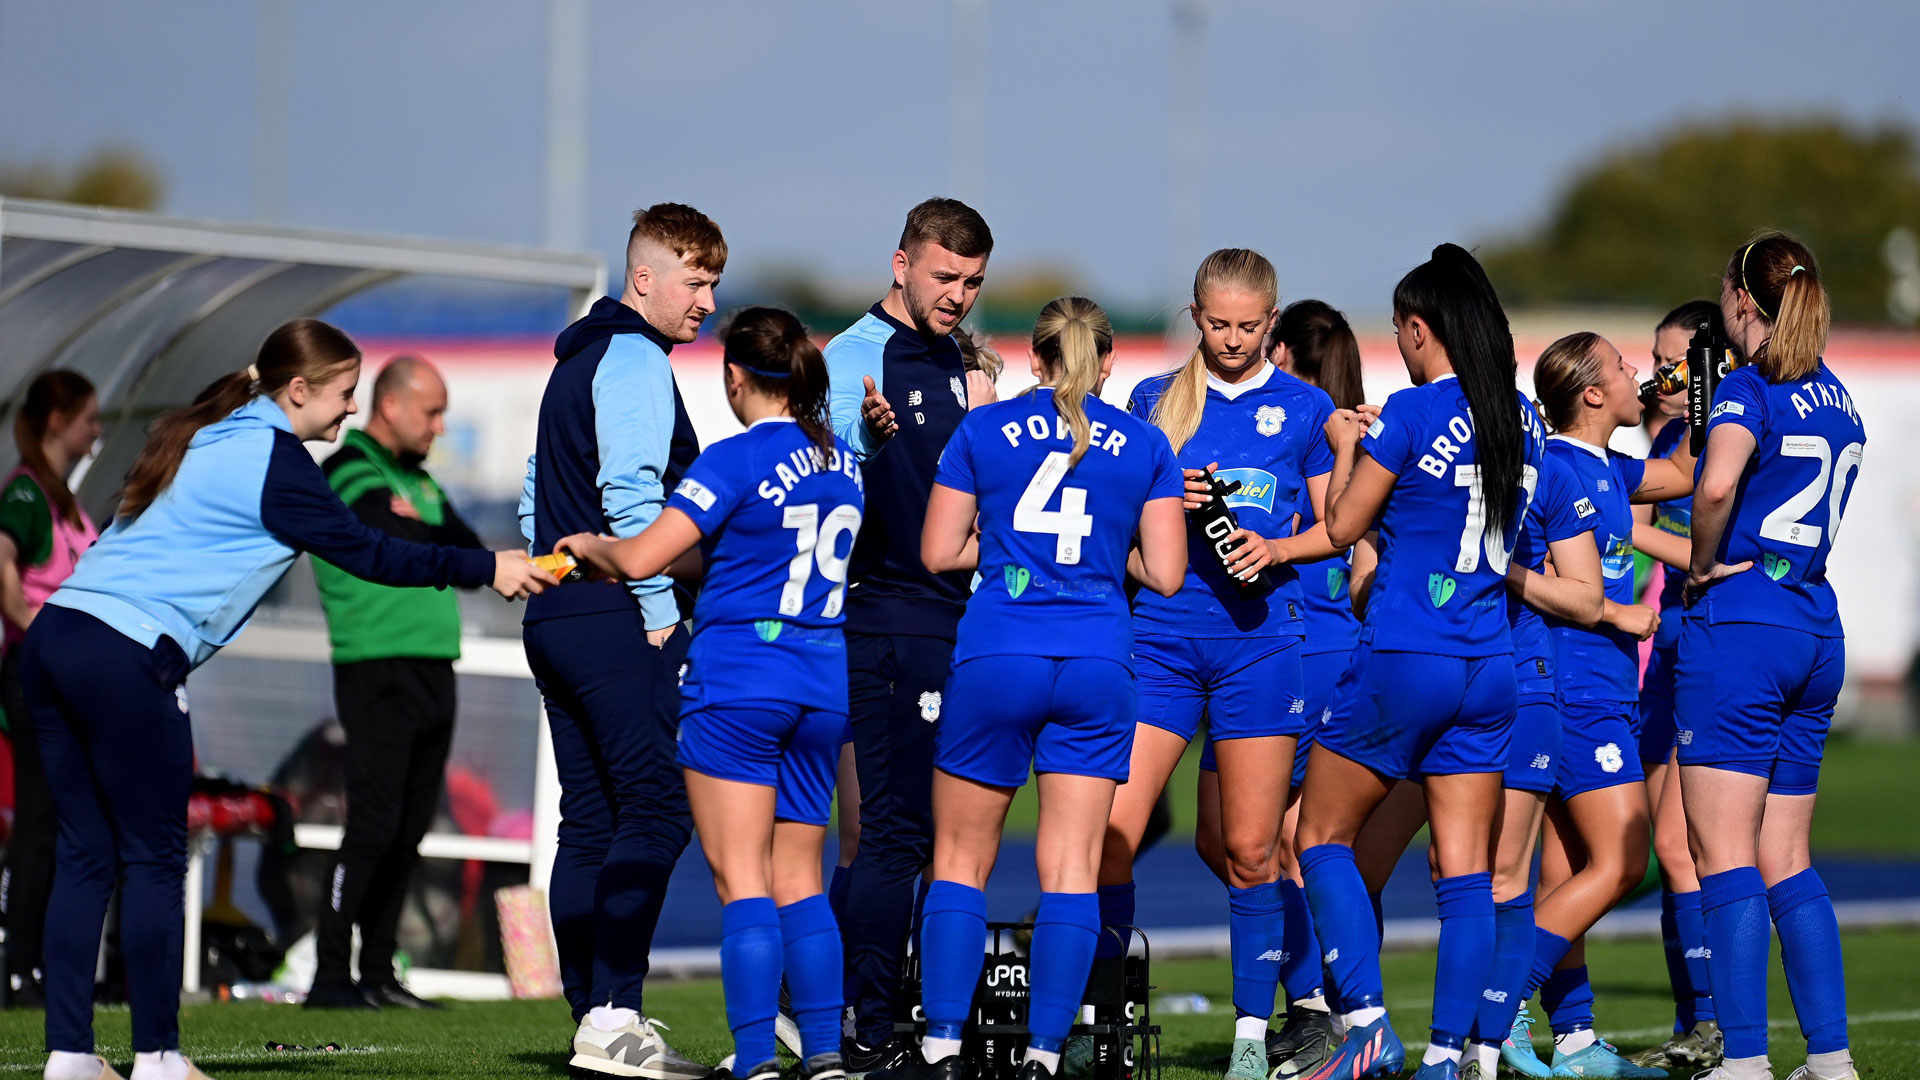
<box><xmin>50</xmin><ymin>396</ymin><xmax>494</xmax><ymax>670</ymax></box>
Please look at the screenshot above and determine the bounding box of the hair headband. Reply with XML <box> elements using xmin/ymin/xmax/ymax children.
<box><xmin>245</xmin><ymin>363</ymin><xmax>261</xmax><ymax>383</ymax></box>
<box><xmin>725</xmin><ymin>351</ymin><xmax>790</xmax><ymax>379</ymax></box>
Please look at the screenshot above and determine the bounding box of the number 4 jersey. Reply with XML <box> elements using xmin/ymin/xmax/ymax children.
<box><xmin>669</xmin><ymin>418</ymin><xmax>865</xmax><ymax>711</ymax></box>
<box><xmin>1695</xmin><ymin>361</ymin><xmax>1865</xmax><ymax>635</ymax></box>
<box><xmin>934</xmin><ymin>388</ymin><xmax>1185</xmax><ymax>668</ymax></box>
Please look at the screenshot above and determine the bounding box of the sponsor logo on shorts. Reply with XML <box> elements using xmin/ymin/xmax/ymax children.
<box><xmin>1289</xmin><ymin>697</ymin><xmax>1305</xmax><ymax>714</ymax></box>
<box><xmin>755</xmin><ymin>619</ymin><xmax>784</xmax><ymax>642</ymax></box>
<box><xmin>919</xmin><ymin>691</ymin><xmax>942</xmax><ymax>722</ymax></box>
<box><xmin>1530</xmin><ymin>753</ymin><xmax>1551</xmax><ymax>770</ymax></box>
<box><xmin>1256</xmin><ymin>949</ymin><xmax>1286</xmax><ymax>962</ymax></box>
<box><xmin>1428</xmin><ymin>573</ymin><xmax>1456</xmax><ymax>607</ymax></box>
<box><xmin>1764</xmin><ymin>552</ymin><xmax>1792</xmax><ymax>580</ymax></box>
<box><xmin>1214</xmin><ymin>467</ymin><xmax>1278</xmax><ymax>513</ymax></box>
<box><xmin>1595</xmin><ymin>742</ymin><xmax>1624</xmax><ymax>773</ymax></box>
<box><xmin>675</xmin><ymin>478</ymin><xmax>718</xmax><ymax>511</ymax></box>
<box><xmin>1255</xmin><ymin>405</ymin><xmax>1287</xmax><ymax>437</ymax></box>
<box><xmin>1005</xmin><ymin>565</ymin><xmax>1032</xmax><ymax>598</ymax></box>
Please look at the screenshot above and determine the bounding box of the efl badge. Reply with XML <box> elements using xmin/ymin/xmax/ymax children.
<box><xmin>1255</xmin><ymin>404</ymin><xmax>1286</xmax><ymax>436</ymax></box>
<box><xmin>919</xmin><ymin>691</ymin><xmax>943</xmax><ymax>722</ymax></box>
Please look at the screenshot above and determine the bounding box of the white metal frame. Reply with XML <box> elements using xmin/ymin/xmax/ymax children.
<box><xmin>190</xmin><ymin>626</ymin><xmax>559</xmax><ymax>1000</ymax></box>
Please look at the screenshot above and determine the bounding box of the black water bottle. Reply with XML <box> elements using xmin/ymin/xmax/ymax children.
<box><xmin>1192</xmin><ymin>467</ymin><xmax>1275</xmax><ymax>598</ymax></box>
<box><xmin>1685</xmin><ymin>320</ymin><xmax>1729</xmax><ymax>455</ymax></box>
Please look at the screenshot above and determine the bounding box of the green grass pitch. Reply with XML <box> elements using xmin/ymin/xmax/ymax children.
<box><xmin>3</xmin><ymin>926</ymin><xmax>1915</xmax><ymax>1078</ymax></box>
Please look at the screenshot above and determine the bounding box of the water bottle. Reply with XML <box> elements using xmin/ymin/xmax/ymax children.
<box><xmin>1191</xmin><ymin>468</ymin><xmax>1274</xmax><ymax>598</ymax></box>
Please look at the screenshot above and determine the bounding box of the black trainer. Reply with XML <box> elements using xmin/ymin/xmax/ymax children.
<box><xmin>712</xmin><ymin>1058</ymin><xmax>780</xmax><ymax>1080</ymax></box>
<box><xmin>1266</xmin><ymin>1003</ymin><xmax>1337</xmax><ymax>1077</ymax></box>
<box><xmin>364</xmin><ymin>981</ymin><xmax>444</xmax><ymax>1010</ymax></box>
<box><xmin>804</xmin><ymin>1052</ymin><xmax>850</xmax><ymax>1080</ymax></box>
<box><xmin>845</xmin><ymin>1037</ymin><xmax>918</xmax><ymax>1078</ymax></box>
<box><xmin>1017</xmin><ymin>1061</ymin><xmax>1057</xmax><ymax>1080</ymax></box>
<box><xmin>304</xmin><ymin>980</ymin><xmax>378</xmax><ymax>1010</ymax></box>
<box><xmin>867</xmin><ymin>1052</ymin><xmax>969</xmax><ymax>1080</ymax></box>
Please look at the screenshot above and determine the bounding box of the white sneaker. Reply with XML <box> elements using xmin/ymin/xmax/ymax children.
<box><xmin>775</xmin><ymin>1011</ymin><xmax>805</xmax><ymax>1058</ymax></box>
<box><xmin>1786</xmin><ymin>1067</ymin><xmax>1857</xmax><ymax>1080</ymax></box>
<box><xmin>571</xmin><ymin>1014</ymin><xmax>711</xmax><ymax>1078</ymax></box>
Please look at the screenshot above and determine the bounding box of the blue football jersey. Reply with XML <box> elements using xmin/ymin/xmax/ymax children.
<box><xmin>1509</xmin><ymin>452</ymin><xmax>1595</xmax><ymax>699</ymax></box>
<box><xmin>1359</xmin><ymin>376</ymin><xmax>1546</xmax><ymax>657</ymax></box>
<box><xmin>936</xmin><ymin>388</ymin><xmax>1184</xmax><ymax>667</ymax></box>
<box><xmin>1693</xmin><ymin>362</ymin><xmax>1865</xmax><ymax>636</ymax></box>
<box><xmin>1545</xmin><ymin>437</ymin><xmax>1646</xmax><ymax>703</ymax></box>
<box><xmin>1647</xmin><ymin>418</ymin><xmax>1692</xmax><ymax>649</ymax></box>
<box><xmin>1293</xmin><ymin>491</ymin><xmax>1358</xmax><ymax>657</ymax></box>
<box><xmin>1127</xmin><ymin>364</ymin><xmax>1336</xmax><ymax>637</ymax></box>
<box><xmin>668</xmin><ymin>419</ymin><xmax>866</xmax><ymax>710</ymax></box>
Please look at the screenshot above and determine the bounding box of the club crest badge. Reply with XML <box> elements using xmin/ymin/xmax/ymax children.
<box><xmin>1255</xmin><ymin>404</ymin><xmax>1286</xmax><ymax>436</ymax></box>
<box><xmin>950</xmin><ymin>376</ymin><xmax>966</xmax><ymax>408</ymax></box>
<box><xmin>919</xmin><ymin>691</ymin><xmax>943</xmax><ymax>723</ymax></box>
<box><xmin>1595</xmin><ymin>742</ymin><xmax>1624</xmax><ymax>773</ymax></box>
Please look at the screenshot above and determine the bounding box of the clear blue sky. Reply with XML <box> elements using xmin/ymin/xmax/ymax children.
<box><xmin>3</xmin><ymin>0</ymin><xmax>1915</xmax><ymax>316</ymax></box>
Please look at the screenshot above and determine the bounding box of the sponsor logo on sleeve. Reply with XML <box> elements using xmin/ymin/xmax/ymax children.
<box><xmin>1367</xmin><ymin>418</ymin><xmax>1386</xmax><ymax>439</ymax></box>
<box><xmin>675</xmin><ymin>478</ymin><xmax>717</xmax><ymax>511</ymax></box>
<box><xmin>1573</xmin><ymin>497</ymin><xmax>1597</xmax><ymax>519</ymax></box>
<box><xmin>1710</xmin><ymin>401</ymin><xmax>1746</xmax><ymax>419</ymax></box>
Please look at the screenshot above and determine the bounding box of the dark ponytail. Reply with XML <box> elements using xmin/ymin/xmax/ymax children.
<box><xmin>721</xmin><ymin>306</ymin><xmax>833</xmax><ymax>457</ymax></box>
<box><xmin>1393</xmin><ymin>243</ymin><xmax>1524</xmax><ymax>537</ymax></box>
<box><xmin>15</xmin><ymin>370</ymin><xmax>97</xmax><ymax>524</ymax></box>
<box><xmin>119</xmin><ymin>318</ymin><xmax>360</xmax><ymax>518</ymax></box>
<box><xmin>1270</xmin><ymin>299</ymin><xmax>1365</xmax><ymax>411</ymax></box>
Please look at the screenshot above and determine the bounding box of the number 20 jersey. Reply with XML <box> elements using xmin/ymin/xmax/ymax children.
<box><xmin>1694</xmin><ymin>361</ymin><xmax>1865</xmax><ymax>636</ymax></box>
<box><xmin>934</xmin><ymin>388</ymin><xmax>1185</xmax><ymax>668</ymax></box>
<box><xmin>668</xmin><ymin>418</ymin><xmax>865</xmax><ymax>711</ymax></box>
<box><xmin>1360</xmin><ymin>376</ymin><xmax>1546</xmax><ymax>657</ymax></box>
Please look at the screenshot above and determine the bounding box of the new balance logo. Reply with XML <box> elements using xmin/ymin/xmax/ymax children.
<box><xmin>1323</xmin><ymin>947</ymin><xmax>1339</xmax><ymax>963</ymax></box>
<box><xmin>1530</xmin><ymin>753</ymin><xmax>1551</xmax><ymax>770</ymax></box>
<box><xmin>1684</xmin><ymin>946</ymin><xmax>1711</xmax><ymax>960</ymax></box>
<box><xmin>1482</xmin><ymin>989</ymin><xmax>1509</xmax><ymax>1003</ymax></box>
<box><xmin>1256</xmin><ymin>949</ymin><xmax>1287</xmax><ymax>962</ymax></box>
<box><xmin>1677</xmin><ymin>729</ymin><xmax>1694</xmax><ymax>745</ymax></box>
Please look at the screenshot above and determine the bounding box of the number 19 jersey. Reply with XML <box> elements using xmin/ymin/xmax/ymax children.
<box><xmin>668</xmin><ymin>418</ymin><xmax>865</xmax><ymax>711</ymax></box>
<box><xmin>1360</xmin><ymin>376</ymin><xmax>1546</xmax><ymax>656</ymax></box>
<box><xmin>1694</xmin><ymin>362</ymin><xmax>1865</xmax><ymax>636</ymax></box>
<box><xmin>934</xmin><ymin>388</ymin><xmax>1185</xmax><ymax>668</ymax></box>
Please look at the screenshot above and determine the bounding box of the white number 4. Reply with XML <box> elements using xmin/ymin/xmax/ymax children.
<box><xmin>1014</xmin><ymin>451</ymin><xmax>1094</xmax><ymax>564</ymax></box>
<box><xmin>780</xmin><ymin>503</ymin><xmax>863</xmax><ymax>617</ymax></box>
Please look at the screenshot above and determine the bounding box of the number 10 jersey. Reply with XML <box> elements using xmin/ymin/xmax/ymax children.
<box><xmin>934</xmin><ymin>388</ymin><xmax>1184</xmax><ymax>669</ymax></box>
<box><xmin>669</xmin><ymin>418</ymin><xmax>865</xmax><ymax>711</ymax></box>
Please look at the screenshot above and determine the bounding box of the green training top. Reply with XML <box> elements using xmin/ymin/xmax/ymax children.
<box><xmin>313</xmin><ymin>428</ymin><xmax>485</xmax><ymax>664</ymax></box>
<box><xmin>0</xmin><ymin>472</ymin><xmax>55</xmax><ymax>566</ymax></box>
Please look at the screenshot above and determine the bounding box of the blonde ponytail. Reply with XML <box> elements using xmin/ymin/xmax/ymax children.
<box><xmin>1149</xmin><ymin>247</ymin><xmax>1278</xmax><ymax>453</ymax></box>
<box><xmin>1031</xmin><ymin>297</ymin><xmax>1113</xmax><ymax>466</ymax></box>
<box><xmin>1728</xmin><ymin>232</ymin><xmax>1829</xmax><ymax>383</ymax></box>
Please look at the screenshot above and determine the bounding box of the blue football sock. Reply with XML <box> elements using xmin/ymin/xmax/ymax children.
<box><xmin>919</xmin><ymin>881</ymin><xmax>988</xmax><ymax>1043</ymax></box>
<box><xmin>1769</xmin><ymin>868</ymin><xmax>1848</xmax><ymax>1054</ymax></box>
<box><xmin>1701</xmin><ymin>867</ymin><xmax>1770</xmax><ymax>1061</ymax></box>
<box><xmin>1095</xmin><ymin>881</ymin><xmax>1136</xmax><ymax>960</ymax></box>
<box><xmin>1672</xmin><ymin>889</ymin><xmax>1715</xmax><ymax>1025</ymax></box>
<box><xmin>1277</xmin><ymin>879</ymin><xmax>1324</xmax><ymax>1003</ymax></box>
<box><xmin>1300</xmin><ymin>844</ymin><xmax>1384</xmax><ymax>1012</ymax></box>
<box><xmin>1471</xmin><ymin>888</ymin><xmax>1534</xmax><ymax>1046</ymax></box>
<box><xmin>779</xmin><ymin>895</ymin><xmax>843</xmax><ymax>1061</ymax></box>
<box><xmin>828</xmin><ymin>865</ymin><xmax>852</xmax><ymax>916</ymax></box>
<box><xmin>1028</xmin><ymin>892</ymin><xmax>1101</xmax><ymax>1055</ymax></box>
<box><xmin>720</xmin><ymin>898</ymin><xmax>783</xmax><ymax>1066</ymax></box>
<box><xmin>1660</xmin><ymin>890</ymin><xmax>1690</xmax><ymax>1032</ymax></box>
<box><xmin>1542</xmin><ymin>964</ymin><xmax>1594</xmax><ymax>1036</ymax></box>
<box><xmin>1430</xmin><ymin>873</ymin><xmax>1494</xmax><ymax>1050</ymax></box>
<box><xmin>1228</xmin><ymin>882</ymin><xmax>1287</xmax><ymax>1020</ymax></box>
<box><xmin>1526</xmin><ymin>926</ymin><xmax>1574</xmax><ymax>997</ymax></box>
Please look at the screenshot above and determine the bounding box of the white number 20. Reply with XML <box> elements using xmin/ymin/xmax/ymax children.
<box><xmin>1014</xmin><ymin>450</ymin><xmax>1095</xmax><ymax>564</ymax></box>
<box><xmin>1453</xmin><ymin>463</ymin><xmax>1540</xmax><ymax>575</ymax></box>
<box><xmin>1760</xmin><ymin>435</ymin><xmax>1864</xmax><ymax>548</ymax></box>
<box><xmin>779</xmin><ymin>503</ymin><xmax>863</xmax><ymax>617</ymax></box>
